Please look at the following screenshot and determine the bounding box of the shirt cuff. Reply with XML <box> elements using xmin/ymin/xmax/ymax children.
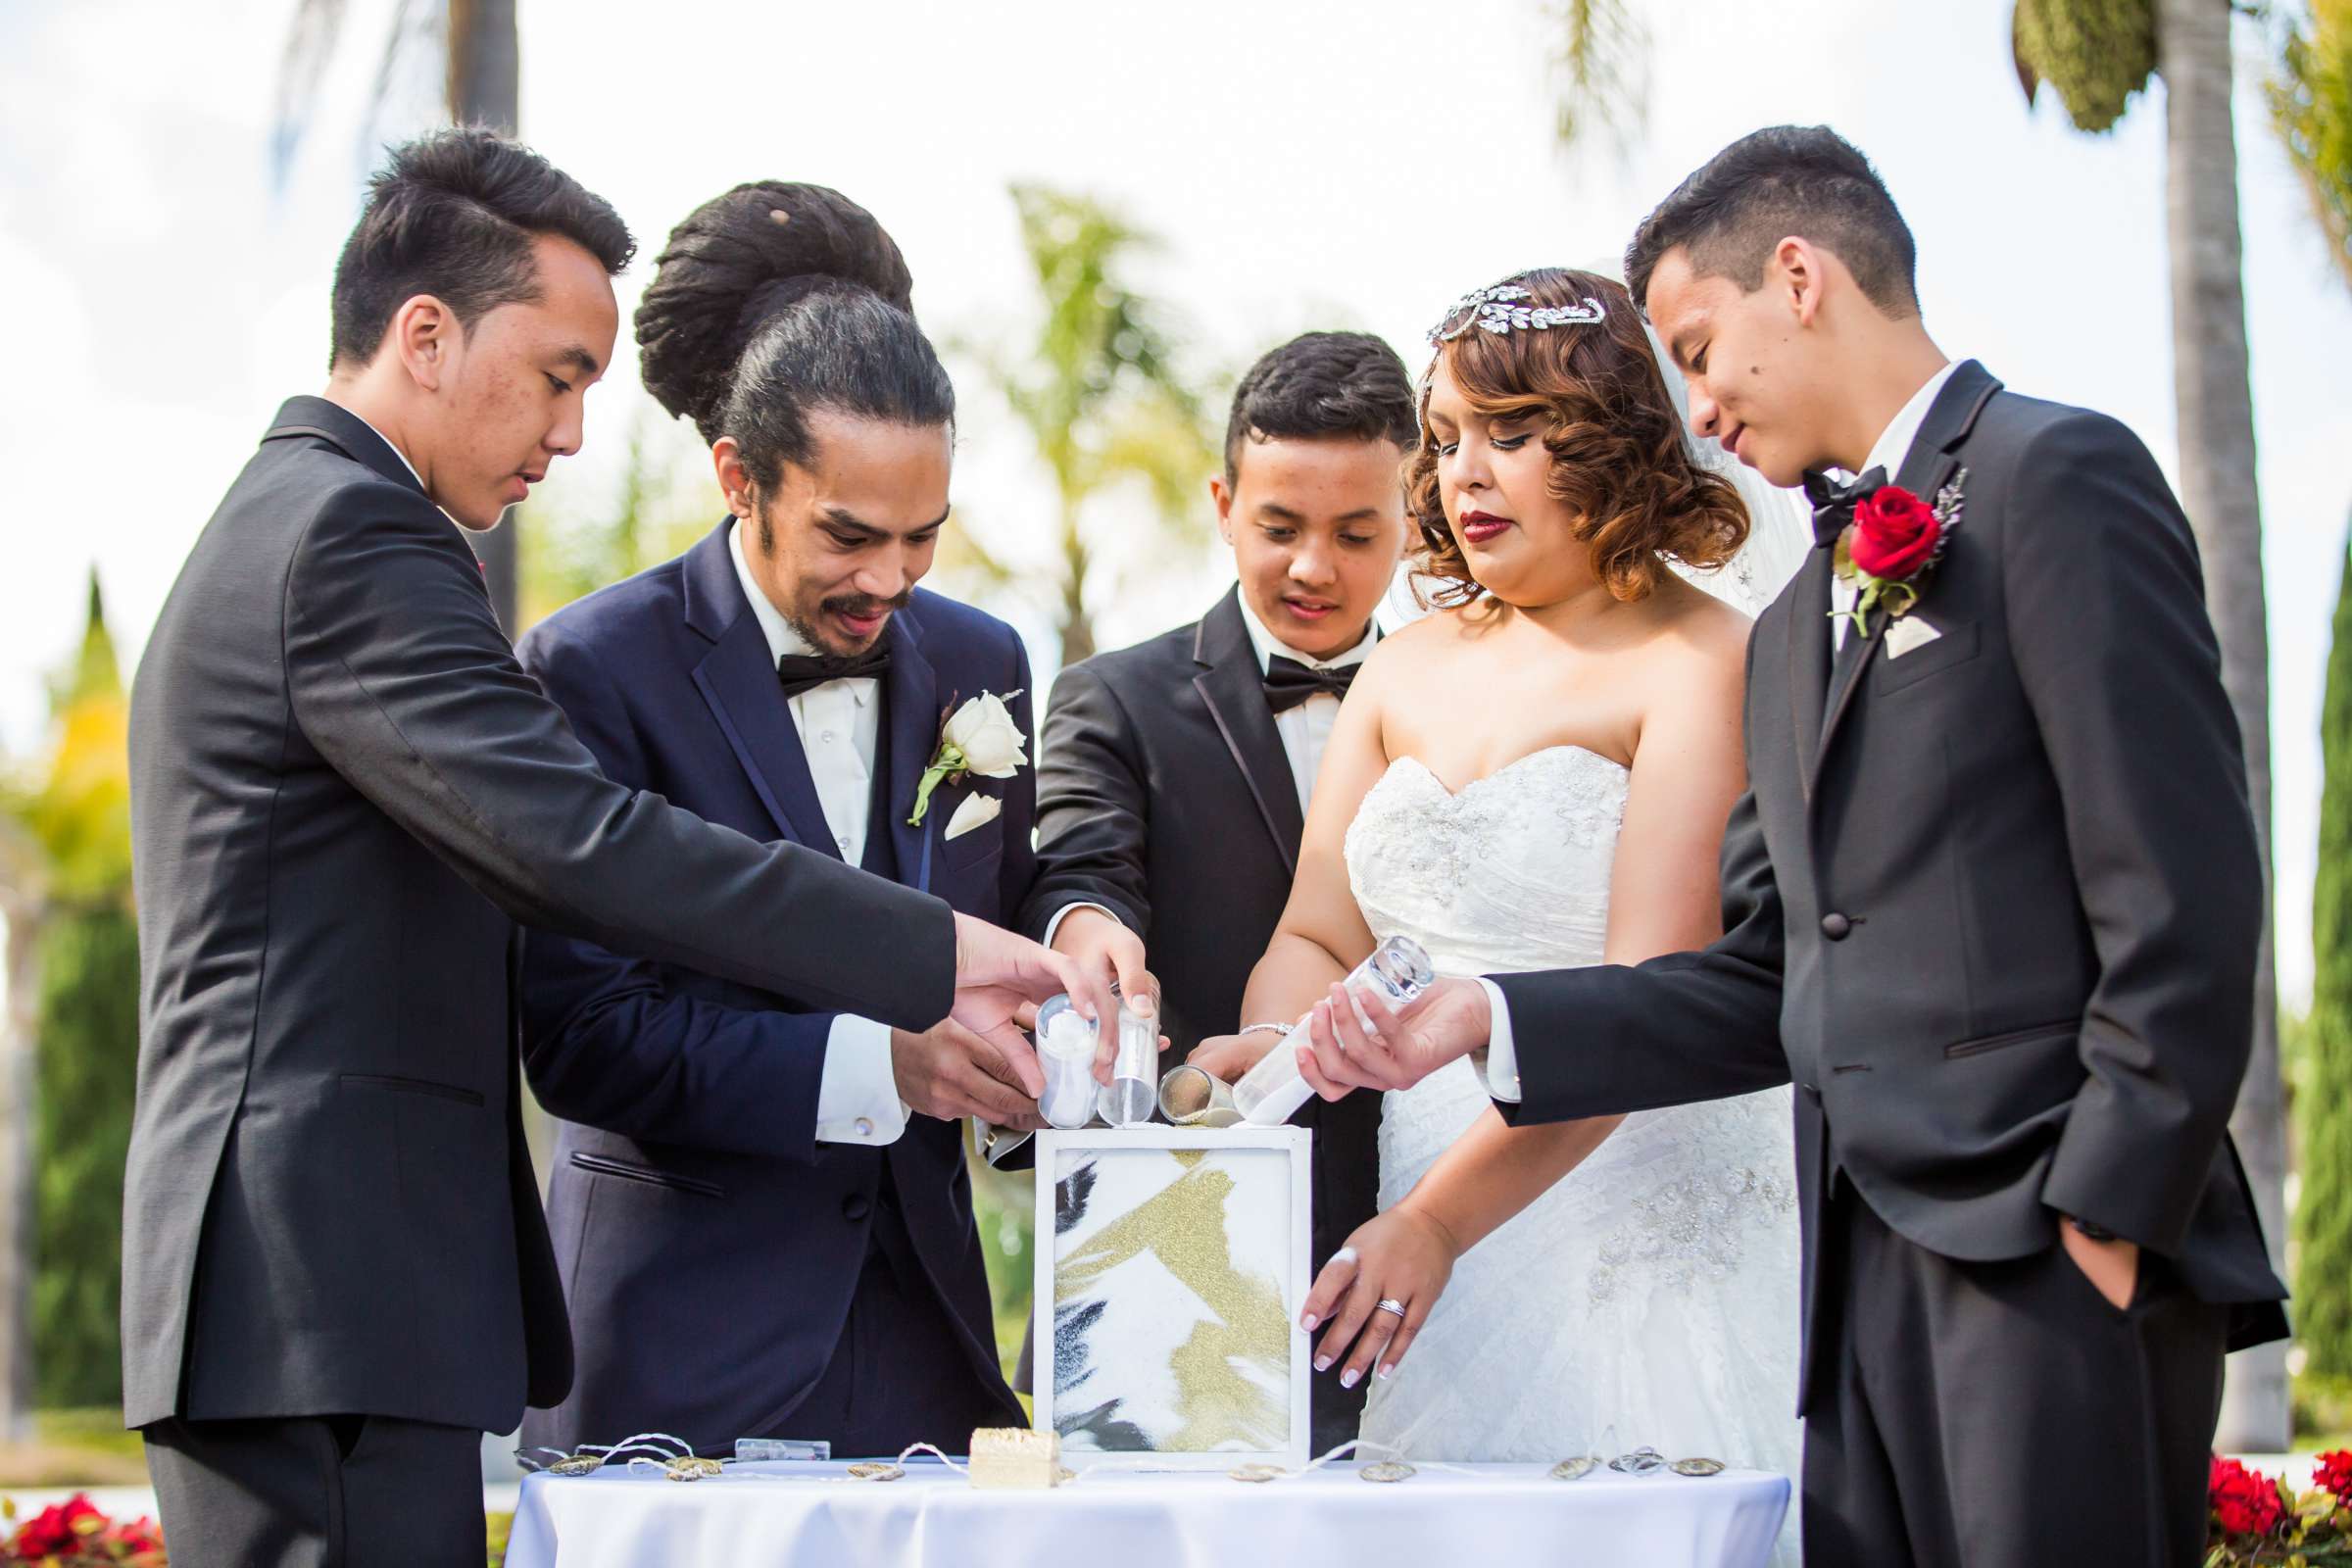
<box><xmin>814</xmin><ymin>1015</ymin><xmax>908</xmax><ymax>1145</ymax></box>
<box><xmin>1471</xmin><ymin>978</ymin><xmax>1521</xmax><ymax>1102</ymax></box>
<box><xmin>1043</xmin><ymin>901</ymin><xmax>1123</xmax><ymax>951</ymax></box>
<box><xmin>974</xmin><ymin>1117</ymin><xmax>1035</xmax><ymax>1167</ymax></box>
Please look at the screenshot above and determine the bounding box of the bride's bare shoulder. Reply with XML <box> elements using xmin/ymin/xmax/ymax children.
<box><xmin>1649</xmin><ymin>577</ymin><xmax>1754</xmax><ymax>666</ymax></box>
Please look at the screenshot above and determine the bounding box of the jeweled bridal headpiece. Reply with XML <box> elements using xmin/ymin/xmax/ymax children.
<box><xmin>1427</xmin><ymin>282</ymin><xmax>1607</xmax><ymax>345</ymax></box>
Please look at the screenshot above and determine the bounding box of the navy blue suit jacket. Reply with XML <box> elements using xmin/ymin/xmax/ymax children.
<box><xmin>513</xmin><ymin>519</ymin><xmax>1033</xmax><ymax>1452</ymax></box>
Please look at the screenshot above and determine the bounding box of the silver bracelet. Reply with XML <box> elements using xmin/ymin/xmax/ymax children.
<box><xmin>1240</xmin><ymin>1022</ymin><xmax>1291</xmax><ymax>1038</ymax></box>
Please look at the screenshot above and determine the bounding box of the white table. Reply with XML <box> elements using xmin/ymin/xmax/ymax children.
<box><xmin>503</xmin><ymin>1457</ymin><xmax>1790</xmax><ymax>1568</ymax></box>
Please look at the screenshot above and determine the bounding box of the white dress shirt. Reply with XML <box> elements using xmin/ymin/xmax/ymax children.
<box><xmin>1479</xmin><ymin>361</ymin><xmax>1962</xmax><ymax>1103</ymax></box>
<box><xmin>1042</xmin><ymin>598</ymin><xmax>1377</xmax><ymax>949</ymax></box>
<box><xmin>728</xmin><ymin>520</ymin><xmax>906</xmax><ymax>1146</ymax></box>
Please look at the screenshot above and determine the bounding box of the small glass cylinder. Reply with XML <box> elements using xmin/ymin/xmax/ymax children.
<box><xmin>1097</xmin><ymin>1004</ymin><xmax>1156</xmax><ymax>1126</ymax></box>
<box><xmin>1157</xmin><ymin>1062</ymin><xmax>1242</xmax><ymax>1128</ymax></box>
<box><xmin>1033</xmin><ymin>996</ymin><xmax>1102</xmax><ymax>1131</ymax></box>
<box><xmin>1234</xmin><ymin>935</ymin><xmax>1436</xmax><ymax>1126</ymax></box>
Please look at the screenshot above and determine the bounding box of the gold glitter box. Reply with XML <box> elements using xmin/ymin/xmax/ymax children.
<box><xmin>1032</xmin><ymin>1126</ymin><xmax>1313</xmax><ymax>1471</ymax></box>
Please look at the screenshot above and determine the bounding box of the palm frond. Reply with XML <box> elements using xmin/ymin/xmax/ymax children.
<box><xmin>1548</xmin><ymin>0</ymin><xmax>1649</xmax><ymax>155</ymax></box>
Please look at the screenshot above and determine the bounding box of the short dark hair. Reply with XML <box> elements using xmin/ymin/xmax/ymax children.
<box><xmin>1625</xmin><ymin>125</ymin><xmax>1917</xmax><ymax>318</ymax></box>
<box><xmin>633</xmin><ymin>181</ymin><xmax>954</xmax><ymax>491</ymax></box>
<box><xmin>329</xmin><ymin>127</ymin><xmax>635</xmax><ymax>368</ymax></box>
<box><xmin>1223</xmin><ymin>331</ymin><xmax>1418</xmax><ymax>482</ymax></box>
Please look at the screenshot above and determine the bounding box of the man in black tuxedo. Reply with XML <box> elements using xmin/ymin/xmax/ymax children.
<box><xmin>1289</xmin><ymin>128</ymin><xmax>2286</xmax><ymax>1565</ymax></box>
<box><xmin>123</xmin><ymin>134</ymin><xmax>1076</xmax><ymax>1563</ymax></box>
<box><xmin>1021</xmin><ymin>331</ymin><xmax>1419</xmax><ymax>1451</ymax></box>
<box><xmin>517</xmin><ymin>179</ymin><xmax>1036</xmax><ymax>1459</ymax></box>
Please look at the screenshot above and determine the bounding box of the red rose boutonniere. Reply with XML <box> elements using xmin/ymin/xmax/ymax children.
<box><xmin>1832</xmin><ymin>468</ymin><xmax>1967</xmax><ymax>639</ymax></box>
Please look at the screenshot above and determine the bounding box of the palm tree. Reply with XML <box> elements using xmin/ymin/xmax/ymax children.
<box><xmin>948</xmin><ymin>185</ymin><xmax>1217</xmax><ymax>665</ymax></box>
<box><xmin>1550</xmin><ymin>0</ymin><xmax>2290</xmax><ymax>1447</ymax></box>
<box><xmin>2012</xmin><ymin>0</ymin><xmax>2284</xmax><ymax>1453</ymax></box>
<box><xmin>275</xmin><ymin>0</ymin><xmax>525</xmax><ymax>632</ymax></box>
<box><xmin>2272</xmin><ymin>0</ymin><xmax>2352</xmax><ymax>290</ymax></box>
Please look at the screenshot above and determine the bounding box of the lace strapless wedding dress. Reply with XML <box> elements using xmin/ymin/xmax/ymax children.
<box><xmin>1348</xmin><ymin>748</ymin><xmax>1802</xmax><ymax>1542</ymax></box>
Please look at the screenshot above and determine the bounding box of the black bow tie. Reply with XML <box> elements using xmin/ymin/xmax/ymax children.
<box><xmin>777</xmin><ymin>646</ymin><xmax>891</xmax><ymax>699</ymax></box>
<box><xmin>1802</xmin><ymin>466</ymin><xmax>1888</xmax><ymax>548</ymax></box>
<box><xmin>1263</xmin><ymin>655</ymin><xmax>1359</xmax><ymax>713</ymax></box>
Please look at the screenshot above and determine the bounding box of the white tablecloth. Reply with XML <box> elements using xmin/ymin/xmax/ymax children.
<box><xmin>503</xmin><ymin>1458</ymin><xmax>1790</xmax><ymax>1568</ymax></box>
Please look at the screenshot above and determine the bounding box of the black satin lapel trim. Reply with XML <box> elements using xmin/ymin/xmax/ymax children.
<box><xmin>1195</xmin><ymin>658</ymin><xmax>1305</xmax><ymax>875</ymax></box>
<box><xmin>1816</xmin><ymin>618</ymin><xmax>1878</xmax><ymax>777</ymax></box>
<box><xmin>261</xmin><ymin>396</ymin><xmax>426</xmax><ymax>497</ymax></box>
<box><xmin>689</xmin><ymin>613</ymin><xmax>840</xmax><ymax>857</ymax></box>
<box><xmin>882</xmin><ymin>614</ymin><xmax>940</xmax><ymax>888</ymax></box>
<box><xmin>1790</xmin><ymin>555</ymin><xmax>1834</xmax><ymax>799</ymax></box>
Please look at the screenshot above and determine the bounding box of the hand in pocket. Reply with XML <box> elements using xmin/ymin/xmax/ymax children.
<box><xmin>2059</xmin><ymin>1221</ymin><xmax>2140</xmax><ymax>1311</ymax></box>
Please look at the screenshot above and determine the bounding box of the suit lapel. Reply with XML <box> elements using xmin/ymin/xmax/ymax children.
<box><xmin>1192</xmin><ymin>589</ymin><xmax>1307</xmax><ymax>874</ymax></box>
<box><xmin>1810</xmin><ymin>362</ymin><xmax>2002</xmax><ymax>785</ymax></box>
<box><xmin>1789</xmin><ymin>554</ymin><xmax>1834</xmax><ymax>801</ymax></box>
<box><xmin>262</xmin><ymin>396</ymin><xmax>428</xmax><ymax>498</ymax></box>
<box><xmin>680</xmin><ymin>521</ymin><xmax>840</xmax><ymax>857</ymax></box>
<box><xmin>880</xmin><ymin>611</ymin><xmax>941</xmax><ymax>894</ymax></box>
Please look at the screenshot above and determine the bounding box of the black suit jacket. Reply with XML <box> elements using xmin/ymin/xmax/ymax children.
<box><xmin>123</xmin><ymin>400</ymin><xmax>956</xmax><ymax>1433</ymax></box>
<box><xmin>513</xmin><ymin>522</ymin><xmax>1030</xmax><ymax>1452</ymax></box>
<box><xmin>1021</xmin><ymin>588</ymin><xmax>1382</xmax><ymax>1439</ymax></box>
<box><xmin>1488</xmin><ymin>364</ymin><xmax>2287</xmax><ymax>1411</ymax></box>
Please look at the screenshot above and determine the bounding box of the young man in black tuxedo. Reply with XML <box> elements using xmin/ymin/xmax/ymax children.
<box><xmin>123</xmin><ymin>134</ymin><xmax>1078</xmax><ymax>1564</ymax></box>
<box><xmin>1288</xmin><ymin>127</ymin><xmax>2287</xmax><ymax>1564</ymax></box>
<box><xmin>1021</xmin><ymin>331</ymin><xmax>1418</xmax><ymax>1450</ymax></box>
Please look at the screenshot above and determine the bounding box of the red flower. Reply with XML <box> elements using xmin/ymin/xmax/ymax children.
<box><xmin>1850</xmin><ymin>485</ymin><xmax>1943</xmax><ymax>581</ymax></box>
<box><xmin>105</xmin><ymin>1514</ymin><xmax>165</xmax><ymax>1555</ymax></box>
<box><xmin>2210</xmin><ymin>1454</ymin><xmax>2286</xmax><ymax>1536</ymax></box>
<box><xmin>12</xmin><ymin>1491</ymin><xmax>106</xmax><ymax>1556</ymax></box>
<box><xmin>2317</xmin><ymin>1448</ymin><xmax>2352</xmax><ymax>1500</ymax></box>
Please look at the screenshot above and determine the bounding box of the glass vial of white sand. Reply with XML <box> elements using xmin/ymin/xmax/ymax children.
<box><xmin>1097</xmin><ymin>1004</ymin><xmax>1157</xmax><ymax>1127</ymax></box>
<box><xmin>1234</xmin><ymin>935</ymin><xmax>1436</xmax><ymax>1126</ymax></box>
<box><xmin>1033</xmin><ymin>996</ymin><xmax>1103</xmax><ymax>1131</ymax></box>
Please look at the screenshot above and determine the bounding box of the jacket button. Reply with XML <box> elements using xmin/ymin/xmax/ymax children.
<box><xmin>1821</xmin><ymin>913</ymin><xmax>1852</xmax><ymax>941</ymax></box>
<box><xmin>844</xmin><ymin>1195</ymin><xmax>871</xmax><ymax>1222</ymax></box>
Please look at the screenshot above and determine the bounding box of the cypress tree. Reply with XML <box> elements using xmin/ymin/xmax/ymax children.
<box><xmin>2300</xmin><ymin>536</ymin><xmax>2352</xmax><ymax>1377</ymax></box>
<box><xmin>30</xmin><ymin>904</ymin><xmax>137</xmax><ymax>1406</ymax></box>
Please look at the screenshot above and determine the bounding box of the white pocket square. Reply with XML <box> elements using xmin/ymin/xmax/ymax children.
<box><xmin>944</xmin><ymin>791</ymin><xmax>1002</xmax><ymax>842</ymax></box>
<box><xmin>1884</xmin><ymin>615</ymin><xmax>1943</xmax><ymax>661</ymax></box>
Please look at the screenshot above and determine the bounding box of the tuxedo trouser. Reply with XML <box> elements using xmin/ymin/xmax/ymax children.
<box><xmin>142</xmin><ymin>1412</ymin><xmax>482</xmax><ymax>1567</ymax></box>
<box><xmin>1802</xmin><ymin>1182</ymin><xmax>2227</xmax><ymax>1568</ymax></box>
<box><xmin>777</xmin><ymin>1182</ymin><xmax>1020</xmax><ymax>1458</ymax></box>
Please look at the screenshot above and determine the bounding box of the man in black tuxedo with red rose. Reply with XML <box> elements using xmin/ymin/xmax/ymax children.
<box><xmin>1289</xmin><ymin>126</ymin><xmax>2286</xmax><ymax>1567</ymax></box>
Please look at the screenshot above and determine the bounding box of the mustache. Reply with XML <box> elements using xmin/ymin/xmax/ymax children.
<box><xmin>823</xmin><ymin>590</ymin><xmax>914</xmax><ymax>617</ymax></box>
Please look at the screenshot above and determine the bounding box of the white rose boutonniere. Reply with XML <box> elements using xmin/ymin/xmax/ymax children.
<box><xmin>908</xmin><ymin>691</ymin><xmax>1027</xmax><ymax>826</ymax></box>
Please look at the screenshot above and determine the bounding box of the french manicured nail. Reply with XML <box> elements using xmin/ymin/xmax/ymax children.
<box><xmin>1377</xmin><ymin>1363</ymin><xmax>1394</xmax><ymax>1380</ymax></box>
<box><xmin>1340</xmin><ymin>1368</ymin><xmax>1360</xmax><ymax>1389</ymax></box>
<box><xmin>1300</xmin><ymin>1313</ymin><xmax>1319</xmax><ymax>1332</ymax></box>
<box><xmin>1315</xmin><ymin>1355</ymin><xmax>1333</xmax><ymax>1372</ymax></box>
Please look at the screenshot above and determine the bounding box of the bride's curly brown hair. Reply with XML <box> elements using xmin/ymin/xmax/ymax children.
<box><xmin>1408</xmin><ymin>267</ymin><xmax>1749</xmax><ymax>608</ymax></box>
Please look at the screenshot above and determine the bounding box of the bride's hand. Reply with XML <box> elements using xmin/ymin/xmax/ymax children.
<box><xmin>1187</xmin><ymin>1030</ymin><xmax>1281</xmax><ymax>1085</ymax></box>
<box><xmin>1298</xmin><ymin>1207</ymin><xmax>1459</xmax><ymax>1390</ymax></box>
<box><xmin>1294</xmin><ymin>975</ymin><xmax>1492</xmax><ymax>1100</ymax></box>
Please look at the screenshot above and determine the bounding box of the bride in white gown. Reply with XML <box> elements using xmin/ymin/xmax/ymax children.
<box><xmin>1195</xmin><ymin>269</ymin><xmax>1807</xmax><ymax>1554</ymax></box>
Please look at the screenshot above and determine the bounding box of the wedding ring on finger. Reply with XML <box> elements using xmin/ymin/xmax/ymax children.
<box><xmin>1375</xmin><ymin>1298</ymin><xmax>1407</xmax><ymax>1318</ymax></box>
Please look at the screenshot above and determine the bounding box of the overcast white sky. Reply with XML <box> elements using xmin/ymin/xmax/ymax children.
<box><xmin>2</xmin><ymin>0</ymin><xmax>2344</xmax><ymax>1003</ymax></box>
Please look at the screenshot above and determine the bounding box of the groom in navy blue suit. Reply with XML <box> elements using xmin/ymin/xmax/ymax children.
<box><xmin>515</xmin><ymin>182</ymin><xmax>1049</xmax><ymax>1457</ymax></box>
<box><xmin>515</xmin><ymin>514</ymin><xmax>1039</xmax><ymax>1458</ymax></box>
